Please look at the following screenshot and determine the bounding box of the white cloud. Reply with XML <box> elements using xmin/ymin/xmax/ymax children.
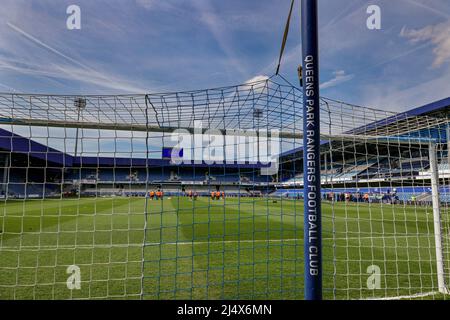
<box><xmin>241</xmin><ymin>75</ymin><xmax>270</xmax><ymax>94</ymax></box>
<box><xmin>399</xmin><ymin>0</ymin><xmax>450</xmax><ymax>19</ymax></box>
<box><xmin>401</xmin><ymin>21</ymin><xmax>450</xmax><ymax>67</ymax></box>
<box><xmin>135</xmin><ymin>0</ymin><xmax>174</xmax><ymax>11</ymax></box>
<box><xmin>192</xmin><ymin>0</ymin><xmax>247</xmax><ymax>78</ymax></box>
<box><xmin>135</xmin><ymin>0</ymin><xmax>157</xmax><ymax>9</ymax></box>
<box><xmin>1</xmin><ymin>22</ymin><xmax>149</xmax><ymax>93</ymax></box>
<box><xmin>320</xmin><ymin>70</ymin><xmax>354</xmax><ymax>90</ymax></box>
<box><xmin>0</xmin><ymin>81</ymin><xmax>19</xmax><ymax>92</ymax></box>
<box><xmin>244</xmin><ymin>75</ymin><xmax>269</xmax><ymax>84</ymax></box>
<box><xmin>358</xmin><ymin>63</ymin><xmax>450</xmax><ymax>112</ymax></box>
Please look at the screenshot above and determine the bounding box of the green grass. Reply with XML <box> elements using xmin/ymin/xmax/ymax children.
<box><xmin>0</xmin><ymin>196</ymin><xmax>449</xmax><ymax>300</ymax></box>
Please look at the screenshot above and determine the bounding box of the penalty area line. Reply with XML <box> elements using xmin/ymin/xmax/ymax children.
<box><xmin>145</xmin><ymin>234</ymin><xmax>439</xmax><ymax>246</ymax></box>
<box><xmin>0</xmin><ymin>234</ymin><xmax>441</xmax><ymax>250</ymax></box>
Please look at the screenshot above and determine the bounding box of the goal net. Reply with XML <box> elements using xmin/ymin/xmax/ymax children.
<box><xmin>0</xmin><ymin>76</ymin><xmax>449</xmax><ymax>300</ymax></box>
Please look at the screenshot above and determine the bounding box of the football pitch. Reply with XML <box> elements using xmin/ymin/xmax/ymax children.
<box><xmin>0</xmin><ymin>196</ymin><xmax>449</xmax><ymax>300</ymax></box>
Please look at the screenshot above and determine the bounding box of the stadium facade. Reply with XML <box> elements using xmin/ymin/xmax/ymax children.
<box><xmin>1</xmin><ymin>96</ymin><xmax>450</xmax><ymax>202</ymax></box>
<box><xmin>275</xmin><ymin>97</ymin><xmax>450</xmax><ymax>203</ymax></box>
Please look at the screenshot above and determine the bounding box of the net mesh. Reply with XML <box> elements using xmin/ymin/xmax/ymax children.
<box><xmin>0</xmin><ymin>76</ymin><xmax>449</xmax><ymax>299</ymax></box>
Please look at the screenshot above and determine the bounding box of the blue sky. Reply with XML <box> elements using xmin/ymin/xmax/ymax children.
<box><xmin>0</xmin><ymin>0</ymin><xmax>450</xmax><ymax>112</ymax></box>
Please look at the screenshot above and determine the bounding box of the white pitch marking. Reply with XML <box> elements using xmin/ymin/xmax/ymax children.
<box><xmin>1</xmin><ymin>234</ymin><xmax>446</xmax><ymax>250</ymax></box>
<box><xmin>364</xmin><ymin>291</ymin><xmax>440</xmax><ymax>300</ymax></box>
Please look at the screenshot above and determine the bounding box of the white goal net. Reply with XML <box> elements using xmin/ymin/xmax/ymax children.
<box><xmin>0</xmin><ymin>77</ymin><xmax>449</xmax><ymax>299</ymax></box>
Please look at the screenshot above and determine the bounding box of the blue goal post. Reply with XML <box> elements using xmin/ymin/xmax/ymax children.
<box><xmin>301</xmin><ymin>0</ymin><xmax>322</xmax><ymax>300</ymax></box>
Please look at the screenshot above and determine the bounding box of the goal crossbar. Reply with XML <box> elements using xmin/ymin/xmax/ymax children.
<box><xmin>0</xmin><ymin>117</ymin><xmax>443</xmax><ymax>146</ymax></box>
